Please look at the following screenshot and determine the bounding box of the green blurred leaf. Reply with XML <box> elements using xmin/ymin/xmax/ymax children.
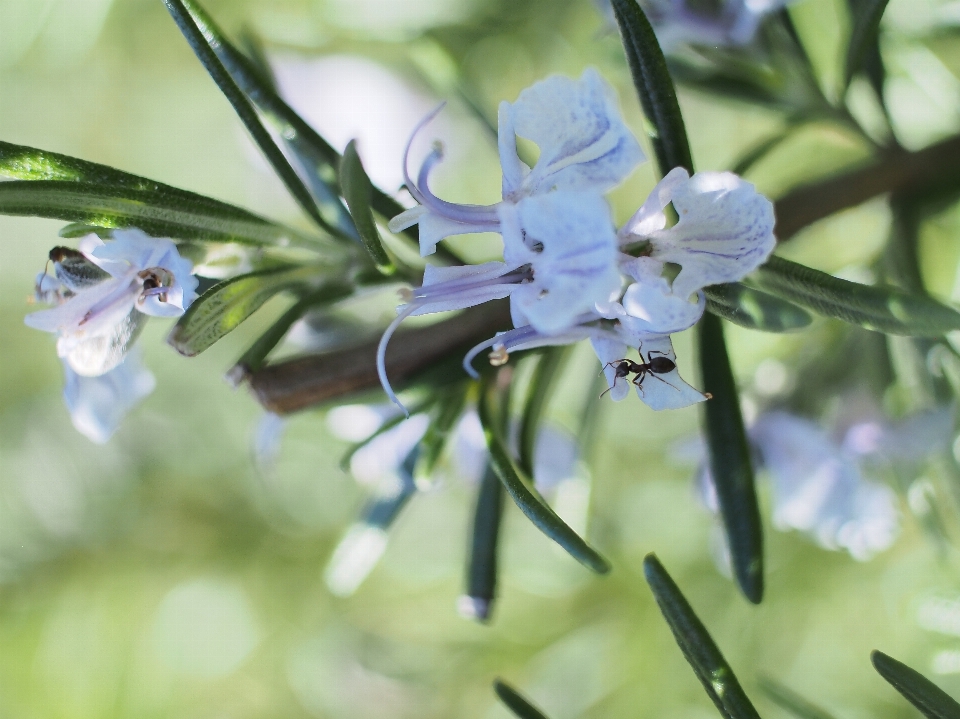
<box><xmin>414</xmin><ymin>384</ymin><xmax>469</xmax><ymax>486</ymax></box>
<box><xmin>168</xmin><ymin>265</ymin><xmax>321</xmax><ymax>356</ymax></box>
<box><xmin>752</xmin><ymin>256</ymin><xmax>960</xmax><ymax>337</ymax></box>
<box><xmin>163</xmin><ymin>0</ymin><xmax>348</xmax><ymax>240</ymax></box>
<box><xmin>612</xmin><ymin>0</ymin><xmax>694</xmax><ymax>174</ymax></box>
<box><xmin>705</xmin><ymin>282</ymin><xmax>812</xmax><ymax>332</ymax></box>
<box><xmin>493</xmin><ymin>680</ymin><xmax>551</xmax><ymax>719</ymax></box>
<box><xmin>643</xmin><ymin>554</ymin><xmax>762</xmax><ymax>719</ymax></box>
<box><xmin>698</xmin><ymin>313</ymin><xmax>764</xmax><ymax>604</ymax></box>
<box><xmin>872</xmin><ymin>651</ymin><xmax>960</xmax><ymax>719</ymax></box>
<box><xmin>518</xmin><ymin>347</ymin><xmax>567</xmax><ymax>477</ymax></box>
<box><xmin>844</xmin><ymin>0</ymin><xmax>890</xmax><ymax>89</ymax></box>
<box><xmin>479</xmin><ymin>382</ymin><xmax>610</xmax><ymax>574</ymax></box>
<box><xmin>757</xmin><ymin>676</ymin><xmax>839</xmax><ymax>719</ymax></box>
<box><xmin>338</xmin><ymin>397</ymin><xmax>436</xmax><ymax>473</ymax></box>
<box><xmin>462</xmin><ymin>464</ymin><xmax>505</xmax><ymax>623</ymax></box>
<box><xmin>340</xmin><ymin>140</ymin><xmax>395</xmax><ymax>274</ymax></box>
<box><xmin>730</xmin><ymin>129</ymin><xmax>796</xmax><ymax>176</ymax></box>
<box><xmin>0</xmin><ymin>180</ymin><xmax>317</xmax><ymax>248</ymax></box>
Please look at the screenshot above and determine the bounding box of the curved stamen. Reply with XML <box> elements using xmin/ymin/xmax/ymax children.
<box><xmin>402</xmin><ymin>104</ymin><xmax>447</xmax><ymax>208</ymax></box>
<box><xmin>376</xmin><ymin>303</ymin><xmax>420</xmax><ymax>417</ymax></box>
<box><xmin>462</xmin><ymin>325</ymin><xmax>540</xmax><ymax>378</ymax></box>
<box><xmin>401</xmin><ymin>104</ymin><xmax>500</xmax><ymax>225</ymax></box>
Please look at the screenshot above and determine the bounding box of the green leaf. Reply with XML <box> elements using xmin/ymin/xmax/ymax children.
<box><xmin>414</xmin><ymin>384</ymin><xmax>469</xmax><ymax>486</ymax></box>
<box><xmin>752</xmin><ymin>256</ymin><xmax>960</xmax><ymax>337</ymax></box>
<box><xmin>612</xmin><ymin>0</ymin><xmax>694</xmax><ymax>174</ymax></box>
<box><xmin>339</xmin><ymin>140</ymin><xmax>395</xmax><ymax>274</ymax></box>
<box><xmin>872</xmin><ymin>650</ymin><xmax>960</xmax><ymax>719</ymax></box>
<box><xmin>171</xmin><ymin>1</ymin><xmax>362</xmax><ymax>241</ymax></box>
<box><xmin>461</xmin><ymin>464</ymin><xmax>505</xmax><ymax>623</ymax></box>
<box><xmin>228</xmin><ymin>282</ymin><xmax>353</xmax><ymax>383</ymax></box>
<box><xmin>162</xmin><ymin>0</ymin><xmax>347</xmax><ymax>240</ymax></box>
<box><xmin>518</xmin><ymin>347</ymin><xmax>568</xmax><ymax>477</ymax></box>
<box><xmin>643</xmin><ymin>554</ymin><xmax>762</xmax><ymax>719</ymax></box>
<box><xmin>168</xmin><ymin>265</ymin><xmax>321</xmax><ymax>356</ymax></box>
<box><xmin>705</xmin><ymin>282</ymin><xmax>812</xmax><ymax>332</ymax></box>
<box><xmin>493</xmin><ymin>680</ymin><xmax>551</xmax><ymax>719</ymax></box>
<box><xmin>844</xmin><ymin>0</ymin><xmax>891</xmax><ymax>89</ymax></box>
<box><xmin>478</xmin><ymin>382</ymin><xmax>610</xmax><ymax>574</ymax></box>
<box><xmin>337</xmin><ymin>397</ymin><xmax>436</xmax><ymax>473</ymax></box>
<box><xmin>730</xmin><ymin>129</ymin><xmax>796</xmax><ymax>176</ymax></box>
<box><xmin>698</xmin><ymin>313</ymin><xmax>764</xmax><ymax>604</ymax></box>
<box><xmin>0</xmin><ymin>180</ymin><xmax>319</xmax><ymax>248</ymax></box>
<box><xmin>757</xmin><ymin>676</ymin><xmax>840</xmax><ymax>719</ymax></box>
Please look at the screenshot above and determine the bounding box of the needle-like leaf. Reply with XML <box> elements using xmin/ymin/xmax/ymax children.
<box><xmin>698</xmin><ymin>313</ymin><xmax>764</xmax><ymax>604</ymax></box>
<box><xmin>872</xmin><ymin>650</ymin><xmax>960</xmax><ymax>719</ymax></box>
<box><xmin>753</xmin><ymin>256</ymin><xmax>960</xmax><ymax>337</ymax></box>
<box><xmin>494</xmin><ymin>680</ymin><xmax>551</xmax><ymax>719</ymax></box>
<box><xmin>478</xmin><ymin>382</ymin><xmax>610</xmax><ymax>574</ymax></box>
<box><xmin>644</xmin><ymin>554</ymin><xmax>761</xmax><ymax>719</ymax></box>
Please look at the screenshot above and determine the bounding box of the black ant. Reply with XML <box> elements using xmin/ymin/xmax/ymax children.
<box><xmin>600</xmin><ymin>345</ymin><xmax>678</xmax><ymax>398</ymax></box>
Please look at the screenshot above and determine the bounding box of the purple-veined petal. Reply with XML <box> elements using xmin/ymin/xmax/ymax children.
<box><xmin>500</xmin><ymin>68</ymin><xmax>645</xmax><ymax>200</ymax></box>
<box><xmin>643</xmin><ymin>171</ymin><xmax>776</xmax><ymax>299</ymax></box>
<box><xmin>500</xmin><ymin>192</ymin><xmax>622</xmax><ymax>335</ymax></box>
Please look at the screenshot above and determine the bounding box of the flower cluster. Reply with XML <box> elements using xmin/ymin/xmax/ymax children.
<box><xmin>695</xmin><ymin>406</ymin><xmax>955</xmax><ymax>562</ymax></box>
<box><xmin>25</xmin><ymin>230</ymin><xmax>198</xmax><ymax>442</ymax></box>
<box><xmin>380</xmin><ymin>69</ymin><xmax>776</xmax><ymax>413</ymax></box>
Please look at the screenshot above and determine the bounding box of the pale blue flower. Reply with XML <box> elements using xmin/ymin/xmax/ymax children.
<box><xmin>377</xmin><ymin>192</ymin><xmax>622</xmax><ymax>412</ymax></box>
<box><xmin>388</xmin><ymin>68</ymin><xmax>644</xmax><ymax>257</ymax></box>
<box><xmin>618</xmin><ymin>167</ymin><xmax>776</xmax><ymax>301</ymax></box>
<box><xmin>25</xmin><ymin>230</ymin><xmax>198</xmax><ymax>377</ymax></box>
<box><xmin>61</xmin><ymin>350</ymin><xmax>156</xmax><ymax>444</ymax></box>
<box><xmin>696</xmin><ymin>410</ymin><xmax>919</xmax><ymax>560</ymax></box>
<box><xmin>463</xmin><ymin>311</ymin><xmax>709</xmax><ymax>411</ymax></box>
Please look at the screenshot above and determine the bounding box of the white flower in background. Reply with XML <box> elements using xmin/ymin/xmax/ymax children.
<box><xmin>25</xmin><ymin>230</ymin><xmax>198</xmax><ymax>377</ymax></box>
<box><xmin>618</xmin><ymin>167</ymin><xmax>776</xmax><ymax>301</ymax></box>
<box><xmin>695</xmin><ymin>408</ymin><xmax>956</xmax><ymax>562</ymax></box>
<box><xmin>596</xmin><ymin>0</ymin><xmax>793</xmax><ymax>49</ymax></box>
<box><xmin>61</xmin><ymin>351</ymin><xmax>156</xmax><ymax>444</ymax></box>
<box><xmin>25</xmin><ymin>229</ymin><xmax>198</xmax><ymax>442</ymax></box>
<box><xmin>389</xmin><ymin>68</ymin><xmax>644</xmax><ymax>256</ymax></box>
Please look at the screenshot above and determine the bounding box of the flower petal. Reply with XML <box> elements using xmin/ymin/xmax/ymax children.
<box><xmin>645</xmin><ymin>171</ymin><xmax>776</xmax><ymax>299</ymax></box>
<box><xmin>590</xmin><ymin>334</ymin><xmax>632</xmax><ymax>402</ymax></box>
<box><xmin>750</xmin><ymin>411</ymin><xmax>899</xmax><ymax>560</ymax></box>
<box><xmin>500</xmin><ymin>68</ymin><xmax>644</xmax><ymax>199</ymax></box>
<box><xmin>62</xmin><ymin>351</ymin><xmax>156</xmax><ymax>443</ymax></box>
<box><xmin>619</xmin><ymin>258</ymin><xmax>705</xmax><ymax>334</ymax></box>
<box><xmin>618</xmin><ymin>166</ymin><xmax>689</xmax><ymax>241</ymax></box>
<box><xmin>627</xmin><ymin>335</ymin><xmax>709</xmax><ymax>411</ymax></box>
<box><xmin>501</xmin><ymin>192</ymin><xmax>622</xmax><ymax>335</ymax></box>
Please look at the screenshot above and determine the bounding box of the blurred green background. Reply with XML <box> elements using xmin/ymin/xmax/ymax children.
<box><xmin>3</xmin><ymin>0</ymin><xmax>960</xmax><ymax>717</ymax></box>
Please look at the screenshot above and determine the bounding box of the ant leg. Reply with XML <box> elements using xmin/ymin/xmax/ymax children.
<box><xmin>647</xmin><ymin>350</ymin><xmax>670</xmax><ymax>360</ymax></box>
<box><xmin>599</xmin><ymin>359</ymin><xmax>624</xmax><ymax>376</ymax></box>
<box><xmin>599</xmin><ymin>374</ymin><xmax>621</xmax><ymax>399</ymax></box>
<box><xmin>648</xmin><ymin>373</ymin><xmax>680</xmax><ymax>392</ymax></box>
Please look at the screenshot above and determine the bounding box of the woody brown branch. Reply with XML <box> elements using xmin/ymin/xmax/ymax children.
<box><xmin>249</xmin><ymin>132</ymin><xmax>960</xmax><ymax>414</ymax></box>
